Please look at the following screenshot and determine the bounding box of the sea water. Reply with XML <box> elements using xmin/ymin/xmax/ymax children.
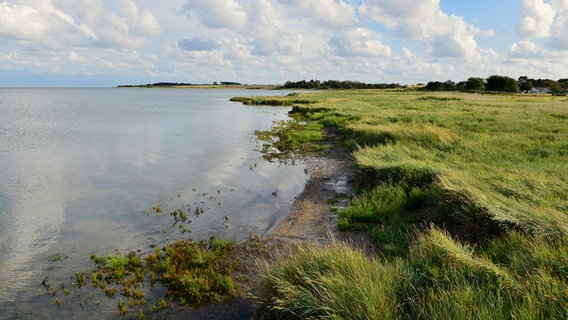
<box><xmin>0</xmin><ymin>88</ymin><xmax>307</xmax><ymax>318</ymax></box>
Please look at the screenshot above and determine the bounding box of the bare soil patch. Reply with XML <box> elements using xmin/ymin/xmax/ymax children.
<box><xmin>267</xmin><ymin>129</ymin><xmax>375</xmax><ymax>252</ymax></box>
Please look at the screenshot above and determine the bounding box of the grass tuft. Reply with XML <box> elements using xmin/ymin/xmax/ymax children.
<box><xmin>256</xmin><ymin>241</ymin><xmax>400</xmax><ymax>320</ymax></box>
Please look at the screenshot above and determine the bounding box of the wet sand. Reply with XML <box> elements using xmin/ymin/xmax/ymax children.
<box><xmin>267</xmin><ymin>128</ymin><xmax>375</xmax><ymax>251</ymax></box>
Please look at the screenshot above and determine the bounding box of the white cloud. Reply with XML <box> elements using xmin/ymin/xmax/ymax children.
<box><xmin>221</xmin><ymin>38</ymin><xmax>251</xmax><ymax>61</ymax></box>
<box><xmin>518</xmin><ymin>0</ymin><xmax>556</xmax><ymax>39</ymax></box>
<box><xmin>549</xmin><ymin>15</ymin><xmax>568</xmax><ymax>49</ymax></box>
<box><xmin>516</xmin><ymin>0</ymin><xmax>568</xmax><ymax>50</ymax></box>
<box><xmin>502</xmin><ymin>48</ymin><xmax>568</xmax><ymax>80</ymax></box>
<box><xmin>483</xmin><ymin>29</ymin><xmax>498</xmax><ymax>37</ymax></box>
<box><xmin>182</xmin><ymin>0</ymin><xmax>248</xmax><ymax>29</ymax></box>
<box><xmin>548</xmin><ymin>1</ymin><xmax>568</xmax><ymax>49</ymax></box>
<box><xmin>402</xmin><ymin>47</ymin><xmax>416</xmax><ymax>61</ymax></box>
<box><xmin>178</xmin><ymin>37</ymin><xmax>220</xmax><ymax>51</ymax></box>
<box><xmin>68</xmin><ymin>51</ymin><xmax>80</xmax><ymax>61</ymax></box>
<box><xmin>117</xmin><ymin>0</ymin><xmax>161</xmax><ymax>37</ymax></box>
<box><xmin>328</xmin><ymin>27</ymin><xmax>392</xmax><ymax>57</ymax></box>
<box><xmin>277</xmin><ymin>0</ymin><xmax>355</xmax><ymax>27</ymax></box>
<box><xmin>0</xmin><ymin>0</ymin><xmax>161</xmax><ymax>48</ymax></box>
<box><xmin>359</xmin><ymin>0</ymin><xmax>439</xmax><ymax>33</ymax></box>
<box><xmin>359</xmin><ymin>0</ymin><xmax>484</xmax><ymax>59</ymax></box>
<box><xmin>247</xmin><ymin>0</ymin><xmax>303</xmax><ymax>56</ymax></box>
<box><xmin>0</xmin><ymin>2</ymin><xmax>47</xmax><ymax>40</ymax></box>
<box><xmin>551</xmin><ymin>0</ymin><xmax>568</xmax><ymax>11</ymax></box>
<box><xmin>427</xmin><ymin>15</ymin><xmax>481</xmax><ymax>59</ymax></box>
<box><xmin>509</xmin><ymin>41</ymin><xmax>542</xmax><ymax>58</ymax></box>
<box><xmin>4</xmin><ymin>0</ymin><xmax>568</xmax><ymax>87</ymax></box>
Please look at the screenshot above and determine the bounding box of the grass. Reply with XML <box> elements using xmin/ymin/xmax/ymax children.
<box><xmin>230</xmin><ymin>95</ymin><xmax>315</xmax><ymax>106</ymax></box>
<box><xmin>255</xmin><ymin>240</ymin><xmax>401</xmax><ymax>320</ymax></box>
<box><xmin>236</xmin><ymin>90</ymin><xmax>568</xmax><ymax>319</ymax></box>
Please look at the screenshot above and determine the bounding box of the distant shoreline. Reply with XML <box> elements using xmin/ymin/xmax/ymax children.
<box><xmin>116</xmin><ymin>83</ymin><xmax>281</xmax><ymax>90</ymax></box>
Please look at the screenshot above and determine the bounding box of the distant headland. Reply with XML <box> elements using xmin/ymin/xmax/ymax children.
<box><xmin>116</xmin><ymin>82</ymin><xmax>279</xmax><ymax>90</ymax></box>
<box><xmin>118</xmin><ymin>76</ymin><xmax>568</xmax><ymax>94</ymax></box>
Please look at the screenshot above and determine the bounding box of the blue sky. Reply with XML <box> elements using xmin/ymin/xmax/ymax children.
<box><xmin>1</xmin><ymin>0</ymin><xmax>567</xmax><ymax>87</ymax></box>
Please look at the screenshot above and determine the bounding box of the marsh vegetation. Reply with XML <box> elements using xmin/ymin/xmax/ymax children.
<box><xmin>43</xmin><ymin>89</ymin><xmax>567</xmax><ymax>319</ymax></box>
<box><xmin>243</xmin><ymin>89</ymin><xmax>567</xmax><ymax>319</ymax></box>
<box><xmin>43</xmin><ymin>201</ymin><xmax>244</xmax><ymax>318</ymax></box>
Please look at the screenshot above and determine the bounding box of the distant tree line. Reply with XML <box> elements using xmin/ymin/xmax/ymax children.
<box><xmin>282</xmin><ymin>79</ymin><xmax>401</xmax><ymax>90</ymax></box>
<box><xmin>425</xmin><ymin>75</ymin><xmax>568</xmax><ymax>94</ymax></box>
<box><xmin>117</xmin><ymin>82</ymin><xmax>194</xmax><ymax>88</ymax></box>
<box><xmin>147</xmin><ymin>82</ymin><xmax>193</xmax><ymax>87</ymax></box>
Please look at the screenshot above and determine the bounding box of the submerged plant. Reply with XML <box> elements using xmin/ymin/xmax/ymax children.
<box><xmin>254</xmin><ymin>119</ymin><xmax>324</xmax><ymax>162</ymax></box>
<box><xmin>45</xmin><ymin>189</ymin><xmax>244</xmax><ymax>318</ymax></box>
<box><xmin>47</xmin><ymin>235</ymin><xmax>239</xmax><ymax>318</ymax></box>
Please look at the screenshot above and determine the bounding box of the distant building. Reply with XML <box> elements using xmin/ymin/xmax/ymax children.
<box><xmin>529</xmin><ymin>87</ymin><xmax>552</xmax><ymax>94</ymax></box>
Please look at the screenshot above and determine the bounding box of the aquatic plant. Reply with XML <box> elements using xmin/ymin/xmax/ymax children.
<box><xmin>45</xmin><ymin>189</ymin><xmax>245</xmax><ymax>318</ymax></box>
<box><xmin>47</xmin><ymin>235</ymin><xmax>239</xmax><ymax>317</ymax></box>
<box><xmin>254</xmin><ymin>119</ymin><xmax>324</xmax><ymax>162</ymax></box>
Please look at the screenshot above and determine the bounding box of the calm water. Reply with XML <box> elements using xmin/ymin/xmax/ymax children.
<box><xmin>0</xmin><ymin>88</ymin><xmax>307</xmax><ymax>318</ymax></box>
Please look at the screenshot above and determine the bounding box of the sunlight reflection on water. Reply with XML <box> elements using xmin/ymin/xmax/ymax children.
<box><xmin>0</xmin><ymin>88</ymin><xmax>307</xmax><ymax>318</ymax></box>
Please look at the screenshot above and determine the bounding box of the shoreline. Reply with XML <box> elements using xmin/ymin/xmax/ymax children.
<box><xmin>165</xmin><ymin>129</ymin><xmax>374</xmax><ymax>320</ymax></box>
<box><xmin>266</xmin><ymin>128</ymin><xmax>373</xmax><ymax>251</ymax></box>
<box><xmin>117</xmin><ymin>84</ymin><xmax>281</xmax><ymax>90</ymax></box>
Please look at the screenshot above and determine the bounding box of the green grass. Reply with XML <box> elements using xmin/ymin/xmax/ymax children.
<box><xmin>255</xmin><ymin>241</ymin><xmax>401</xmax><ymax>320</ymax></box>
<box><xmin>399</xmin><ymin>227</ymin><xmax>568</xmax><ymax>319</ymax></box>
<box><xmin>239</xmin><ymin>90</ymin><xmax>568</xmax><ymax>319</ymax></box>
<box><xmin>230</xmin><ymin>96</ymin><xmax>315</xmax><ymax>106</ymax></box>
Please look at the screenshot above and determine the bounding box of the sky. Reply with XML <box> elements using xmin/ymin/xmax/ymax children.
<box><xmin>1</xmin><ymin>0</ymin><xmax>568</xmax><ymax>87</ymax></box>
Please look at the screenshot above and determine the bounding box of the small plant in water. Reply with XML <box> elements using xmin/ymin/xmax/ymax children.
<box><xmin>255</xmin><ymin>118</ymin><xmax>324</xmax><ymax>162</ymax></box>
<box><xmin>47</xmin><ymin>253</ymin><xmax>67</xmax><ymax>263</ymax></box>
<box><xmin>45</xmin><ymin>188</ymin><xmax>248</xmax><ymax>318</ymax></box>
<box><xmin>47</xmin><ymin>234</ymin><xmax>239</xmax><ymax>318</ymax></box>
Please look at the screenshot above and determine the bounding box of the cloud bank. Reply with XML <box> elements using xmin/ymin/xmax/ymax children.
<box><xmin>1</xmin><ymin>0</ymin><xmax>567</xmax><ymax>86</ymax></box>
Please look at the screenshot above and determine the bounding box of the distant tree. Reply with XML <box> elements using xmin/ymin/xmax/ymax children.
<box><xmin>425</xmin><ymin>81</ymin><xmax>446</xmax><ymax>91</ymax></box>
<box><xmin>464</xmin><ymin>77</ymin><xmax>485</xmax><ymax>91</ymax></box>
<box><xmin>424</xmin><ymin>80</ymin><xmax>456</xmax><ymax>91</ymax></box>
<box><xmin>520</xmin><ymin>80</ymin><xmax>534</xmax><ymax>92</ymax></box>
<box><xmin>485</xmin><ymin>75</ymin><xmax>520</xmax><ymax>93</ymax></box>
<box><xmin>548</xmin><ymin>81</ymin><xmax>564</xmax><ymax>94</ymax></box>
<box><xmin>323</xmin><ymin>80</ymin><xmax>342</xmax><ymax>89</ymax></box>
<box><xmin>283</xmin><ymin>79</ymin><xmax>400</xmax><ymax>90</ymax></box>
<box><xmin>518</xmin><ymin>76</ymin><xmax>529</xmax><ymax>84</ymax></box>
<box><xmin>444</xmin><ymin>80</ymin><xmax>457</xmax><ymax>91</ymax></box>
<box><xmin>517</xmin><ymin>76</ymin><xmax>534</xmax><ymax>92</ymax></box>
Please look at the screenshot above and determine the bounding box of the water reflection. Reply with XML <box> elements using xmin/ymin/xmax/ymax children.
<box><xmin>0</xmin><ymin>147</ymin><xmax>66</xmax><ymax>302</ymax></box>
<box><xmin>0</xmin><ymin>88</ymin><xmax>307</xmax><ymax>318</ymax></box>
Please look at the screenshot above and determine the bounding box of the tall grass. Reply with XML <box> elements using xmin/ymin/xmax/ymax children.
<box><xmin>399</xmin><ymin>227</ymin><xmax>568</xmax><ymax>319</ymax></box>
<box><xmin>255</xmin><ymin>241</ymin><xmax>401</xmax><ymax>320</ymax></box>
<box><xmin>242</xmin><ymin>90</ymin><xmax>568</xmax><ymax>319</ymax></box>
<box><xmin>256</xmin><ymin>227</ymin><xmax>567</xmax><ymax>319</ymax></box>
